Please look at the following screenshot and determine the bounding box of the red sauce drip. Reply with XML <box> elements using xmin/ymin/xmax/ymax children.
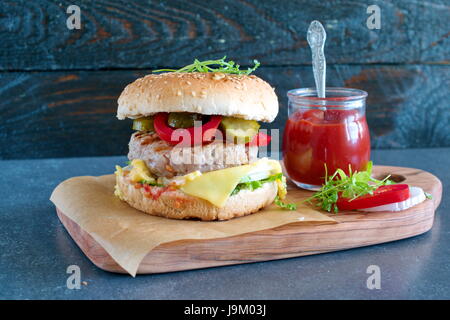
<box><xmin>141</xmin><ymin>184</ymin><xmax>171</xmax><ymax>201</ymax></box>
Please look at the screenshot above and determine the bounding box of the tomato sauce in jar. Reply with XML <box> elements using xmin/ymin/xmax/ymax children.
<box><xmin>283</xmin><ymin>88</ymin><xmax>371</xmax><ymax>190</ymax></box>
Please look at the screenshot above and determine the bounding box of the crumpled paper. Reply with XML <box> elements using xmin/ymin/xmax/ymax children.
<box><xmin>50</xmin><ymin>175</ymin><xmax>336</xmax><ymax>276</ymax></box>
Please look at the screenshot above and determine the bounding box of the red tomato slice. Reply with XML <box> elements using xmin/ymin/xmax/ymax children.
<box><xmin>336</xmin><ymin>184</ymin><xmax>410</xmax><ymax>210</ymax></box>
<box><xmin>154</xmin><ymin>113</ymin><xmax>222</xmax><ymax>146</ymax></box>
<box><xmin>247</xmin><ymin>132</ymin><xmax>271</xmax><ymax>147</ymax></box>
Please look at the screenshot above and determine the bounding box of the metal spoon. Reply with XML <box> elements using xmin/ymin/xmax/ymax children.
<box><xmin>307</xmin><ymin>20</ymin><xmax>327</xmax><ymax>98</ymax></box>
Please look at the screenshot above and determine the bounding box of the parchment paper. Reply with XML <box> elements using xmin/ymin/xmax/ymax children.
<box><xmin>50</xmin><ymin>175</ymin><xmax>336</xmax><ymax>276</ymax></box>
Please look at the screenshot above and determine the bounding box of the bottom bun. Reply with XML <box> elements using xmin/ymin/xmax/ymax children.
<box><xmin>116</xmin><ymin>174</ymin><xmax>278</xmax><ymax>221</ymax></box>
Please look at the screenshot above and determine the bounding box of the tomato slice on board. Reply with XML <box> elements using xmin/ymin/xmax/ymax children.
<box><xmin>154</xmin><ymin>113</ymin><xmax>222</xmax><ymax>146</ymax></box>
<box><xmin>246</xmin><ymin>132</ymin><xmax>271</xmax><ymax>147</ymax></box>
<box><xmin>336</xmin><ymin>184</ymin><xmax>410</xmax><ymax>210</ymax></box>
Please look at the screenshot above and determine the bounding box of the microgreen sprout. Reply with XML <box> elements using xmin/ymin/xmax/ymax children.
<box><xmin>153</xmin><ymin>57</ymin><xmax>260</xmax><ymax>75</ymax></box>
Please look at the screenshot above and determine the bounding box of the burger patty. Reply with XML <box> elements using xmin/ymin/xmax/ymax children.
<box><xmin>128</xmin><ymin>132</ymin><xmax>259</xmax><ymax>178</ymax></box>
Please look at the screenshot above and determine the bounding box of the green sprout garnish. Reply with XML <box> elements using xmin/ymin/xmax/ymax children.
<box><xmin>232</xmin><ymin>173</ymin><xmax>282</xmax><ymax>195</ymax></box>
<box><xmin>274</xmin><ymin>196</ymin><xmax>297</xmax><ymax>211</ymax></box>
<box><xmin>140</xmin><ymin>179</ymin><xmax>163</xmax><ymax>187</ymax></box>
<box><xmin>153</xmin><ymin>57</ymin><xmax>260</xmax><ymax>75</ymax></box>
<box><xmin>302</xmin><ymin>161</ymin><xmax>394</xmax><ymax>213</ymax></box>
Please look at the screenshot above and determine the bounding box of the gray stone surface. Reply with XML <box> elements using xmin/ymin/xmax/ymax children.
<box><xmin>0</xmin><ymin>149</ymin><xmax>449</xmax><ymax>299</ymax></box>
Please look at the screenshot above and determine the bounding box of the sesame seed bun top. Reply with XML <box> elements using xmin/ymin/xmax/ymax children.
<box><xmin>117</xmin><ymin>72</ymin><xmax>279</xmax><ymax>122</ymax></box>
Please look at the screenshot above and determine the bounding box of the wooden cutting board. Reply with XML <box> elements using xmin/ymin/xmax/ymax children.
<box><xmin>56</xmin><ymin>165</ymin><xmax>442</xmax><ymax>274</ymax></box>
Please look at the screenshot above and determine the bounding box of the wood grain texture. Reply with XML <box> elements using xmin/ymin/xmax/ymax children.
<box><xmin>1</xmin><ymin>64</ymin><xmax>448</xmax><ymax>159</ymax></box>
<box><xmin>55</xmin><ymin>165</ymin><xmax>443</xmax><ymax>274</ymax></box>
<box><xmin>0</xmin><ymin>0</ymin><xmax>448</xmax><ymax>71</ymax></box>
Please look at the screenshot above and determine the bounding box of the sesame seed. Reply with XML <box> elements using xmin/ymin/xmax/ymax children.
<box><xmin>213</xmin><ymin>73</ymin><xmax>225</xmax><ymax>80</ymax></box>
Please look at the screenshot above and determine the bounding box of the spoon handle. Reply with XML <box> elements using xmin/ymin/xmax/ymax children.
<box><xmin>307</xmin><ymin>21</ymin><xmax>327</xmax><ymax>98</ymax></box>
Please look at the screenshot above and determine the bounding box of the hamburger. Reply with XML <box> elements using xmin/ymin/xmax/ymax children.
<box><xmin>113</xmin><ymin>59</ymin><xmax>290</xmax><ymax>221</ymax></box>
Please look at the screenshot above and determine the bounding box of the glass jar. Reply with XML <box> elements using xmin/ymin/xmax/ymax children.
<box><xmin>283</xmin><ymin>87</ymin><xmax>371</xmax><ymax>190</ymax></box>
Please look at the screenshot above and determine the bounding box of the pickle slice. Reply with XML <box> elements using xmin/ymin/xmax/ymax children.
<box><xmin>132</xmin><ymin>117</ymin><xmax>154</xmax><ymax>132</ymax></box>
<box><xmin>168</xmin><ymin>112</ymin><xmax>203</xmax><ymax>128</ymax></box>
<box><xmin>220</xmin><ymin>117</ymin><xmax>260</xmax><ymax>143</ymax></box>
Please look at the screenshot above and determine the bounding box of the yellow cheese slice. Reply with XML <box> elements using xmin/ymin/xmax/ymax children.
<box><xmin>180</xmin><ymin>159</ymin><xmax>282</xmax><ymax>207</ymax></box>
<box><xmin>129</xmin><ymin>159</ymin><xmax>154</xmax><ymax>183</ymax></box>
<box><xmin>180</xmin><ymin>164</ymin><xmax>253</xmax><ymax>207</ymax></box>
<box><xmin>114</xmin><ymin>165</ymin><xmax>125</xmax><ymax>200</ymax></box>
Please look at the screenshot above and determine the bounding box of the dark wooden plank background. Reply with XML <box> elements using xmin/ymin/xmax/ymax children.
<box><xmin>0</xmin><ymin>0</ymin><xmax>449</xmax><ymax>159</ymax></box>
